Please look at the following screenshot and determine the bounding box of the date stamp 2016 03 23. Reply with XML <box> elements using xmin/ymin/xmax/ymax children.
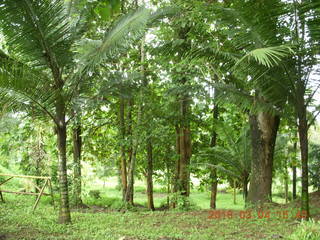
<box><xmin>208</xmin><ymin>209</ymin><xmax>308</xmax><ymax>220</ymax></box>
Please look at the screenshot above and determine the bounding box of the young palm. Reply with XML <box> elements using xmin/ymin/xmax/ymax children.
<box><xmin>203</xmin><ymin>123</ymin><xmax>251</xmax><ymax>202</ymax></box>
<box><xmin>0</xmin><ymin>0</ymin><xmax>154</xmax><ymax>223</ymax></box>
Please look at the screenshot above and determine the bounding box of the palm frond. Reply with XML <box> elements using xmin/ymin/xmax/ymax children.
<box><xmin>76</xmin><ymin>7</ymin><xmax>151</xmax><ymax>73</ymax></box>
<box><xmin>0</xmin><ymin>0</ymin><xmax>72</xmax><ymax>71</ymax></box>
<box><xmin>0</xmin><ymin>51</ymin><xmax>57</xmax><ymax>121</ymax></box>
<box><xmin>236</xmin><ymin>45</ymin><xmax>295</xmax><ymax>68</ymax></box>
<box><xmin>148</xmin><ymin>6</ymin><xmax>179</xmax><ymax>27</ymax></box>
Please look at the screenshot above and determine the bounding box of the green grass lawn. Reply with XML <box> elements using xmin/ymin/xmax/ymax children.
<box><xmin>1</xmin><ymin>176</ymin><xmax>319</xmax><ymax>240</ymax></box>
<box><xmin>85</xmin><ymin>187</ymin><xmax>245</xmax><ymax>210</ymax></box>
<box><xmin>1</xmin><ymin>189</ymin><xmax>318</xmax><ymax>240</ymax></box>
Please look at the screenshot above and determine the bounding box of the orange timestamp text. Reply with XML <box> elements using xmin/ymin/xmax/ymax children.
<box><xmin>208</xmin><ymin>209</ymin><xmax>308</xmax><ymax>220</ymax></box>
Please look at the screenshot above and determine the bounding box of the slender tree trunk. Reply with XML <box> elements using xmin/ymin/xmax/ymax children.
<box><xmin>175</xmin><ymin>26</ymin><xmax>192</xmax><ymax>202</ymax></box>
<box><xmin>178</xmin><ymin>127</ymin><xmax>191</xmax><ymax>197</ymax></box>
<box><xmin>210</xmin><ymin>101</ymin><xmax>219</xmax><ymax>209</ymax></box>
<box><xmin>247</xmin><ymin>112</ymin><xmax>280</xmax><ymax>205</ymax></box>
<box><xmin>119</xmin><ymin>98</ymin><xmax>127</xmax><ymax>200</ymax></box>
<box><xmin>34</xmin><ymin>128</ymin><xmax>42</xmax><ymax>193</ymax></box>
<box><xmin>172</xmin><ymin>125</ymin><xmax>181</xmax><ymax>208</ymax></box>
<box><xmin>139</xmin><ymin>35</ymin><xmax>155</xmax><ymax>211</ymax></box>
<box><xmin>126</xmin><ymin>99</ymin><xmax>134</xmax><ymax>204</ymax></box>
<box><xmin>125</xmin><ymin>99</ymin><xmax>141</xmax><ymax>205</ymax></box>
<box><xmin>210</xmin><ymin>169</ymin><xmax>218</xmax><ymax>209</ymax></box>
<box><xmin>178</xmin><ymin>94</ymin><xmax>191</xmax><ymax>199</ymax></box>
<box><xmin>292</xmin><ymin>141</ymin><xmax>297</xmax><ymax>200</ymax></box>
<box><xmin>297</xmin><ymin>106</ymin><xmax>309</xmax><ymax>219</ymax></box>
<box><xmin>72</xmin><ymin>124</ymin><xmax>83</xmax><ymax>207</ymax></box>
<box><xmin>125</xmin><ymin>142</ymin><xmax>136</xmax><ymax>205</ymax></box>
<box><xmin>56</xmin><ymin>101</ymin><xmax>71</xmax><ymax>223</ymax></box>
<box><xmin>284</xmin><ymin>156</ymin><xmax>289</xmax><ymax>204</ymax></box>
<box><xmin>146</xmin><ymin>139</ymin><xmax>155</xmax><ymax>210</ymax></box>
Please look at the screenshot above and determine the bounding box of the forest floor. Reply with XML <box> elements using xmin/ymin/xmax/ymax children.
<box><xmin>1</xmin><ymin>192</ymin><xmax>320</xmax><ymax>240</ymax></box>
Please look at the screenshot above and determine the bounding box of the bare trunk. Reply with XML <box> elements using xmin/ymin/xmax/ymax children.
<box><xmin>247</xmin><ymin>112</ymin><xmax>280</xmax><ymax>205</ymax></box>
<box><xmin>284</xmin><ymin>156</ymin><xmax>289</xmax><ymax>204</ymax></box>
<box><xmin>56</xmin><ymin>104</ymin><xmax>71</xmax><ymax>223</ymax></box>
<box><xmin>126</xmin><ymin>99</ymin><xmax>134</xmax><ymax>204</ymax></box>
<box><xmin>119</xmin><ymin>98</ymin><xmax>127</xmax><ymax>200</ymax></box>
<box><xmin>179</xmin><ymin>126</ymin><xmax>191</xmax><ymax>197</ymax></box>
<box><xmin>72</xmin><ymin>125</ymin><xmax>82</xmax><ymax>207</ymax></box>
<box><xmin>210</xmin><ymin>102</ymin><xmax>219</xmax><ymax>209</ymax></box>
<box><xmin>146</xmin><ymin>139</ymin><xmax>155</xmax><ymax>210</ymax></box>
<box><xmin>171</xmin><ymin>125</ymin><xmax>181</xmax><ymax>208</ymax></box>
<box><xmin>178</xmin><ymin>93</ymin><xmax>191</xmax><ymax>199</ymax></box>
<box><xmin>292</xmin><ymin>141</ymin><xmax>297</xmax><ymax>200</ymax></box>
<box><xmin>298</xmin><ymin>107</ymin><xmax>309</xmax><ymax>219</ymax></box>
<box><xmin>125</xmin><ymin>99</ymin><xmax>141</xmax><ymax>205</ymax></box>
<box><xmin>210</xmin><ymin>169</ymin><xmax>218</xmax><ymax>209</ymax></box>
<box><xmin>125</xmin><ymin>145</ymin><xmax>136</xmax><ymax>205</ymax></box>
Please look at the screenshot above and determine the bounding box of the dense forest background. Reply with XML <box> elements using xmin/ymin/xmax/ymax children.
<box><xmin>1</xmin><ymin>0</ymin><xmax>320</xmax><ymax>239</ymax></box>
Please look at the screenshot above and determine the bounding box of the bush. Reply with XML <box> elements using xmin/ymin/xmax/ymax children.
<box><xmin>289</xmin><ymin>220</ymin><xmax>320</xmax><ymax>240</ymax></box>
<box><xmin>170</xmin><ymin>192</ymin><xmax>200</xmax><ymax>211</ymax></box>
<box><xmin>88</xmin><ymin>190</ymin><xmax>101</xmax><ymax>199</ymax></box>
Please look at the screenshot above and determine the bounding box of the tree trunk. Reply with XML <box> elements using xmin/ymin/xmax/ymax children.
<box><xmin>146</xmin><ymin>138</ymin><xmax>155</xmax><ymax>210</ymax></box>
<box><xmin>34</xmin><ymin>129</ymin><xmax>42</xmax><ymax>193</ymax></box>
<box><xmin>125</xmin><ymin>144</ymin><xmax>136</xmax><ymax>205</ymax></box>
<box><xmin>284</xmin><ymin>156</ymin><xmax>289</xmax><ymax>204</ymax></box>
<box><xmin>178</xmin><ymin>93</ymin><xmax>191</xmax><ymax>199</ymax></box>
<box><xmin>210</xmin><ymin>169</ymin><xmax>218</xmax><ymax>209</ymax></box>
<box><xmin>126</xmin><ymin>98</ymin><xmax>134</xmax><ymax>204</ymax></box>
<box><xmin>292</xmin><ymin>141</ymin><xmax>297</xmax><ymax>200</ymax></box>
<box><xmin>179</xmin><ymin>127</ymin><xmax>191</xmax><ymax>197</ymax></box>
<box><xmin>119</xmin><ymin>98</ymin><xmax>127</xmax><ymax>200</ymax></box>
<box><xmin>56</xmin><ymin>104</ymin><xmax>71</xmax><ymax>223</ymax></box>
<box><xmin>247</xmin><ymin>112</ymin><xmax>280</xmax><ymax>205</ymax></box>
<box><xmin>125</xmin><ymin>99</ymin><xmax>141</xmax><ymax>205</ymax></box>
<box><xmin>172</xmin><ymin>125</ymin><xmax>181</xmax><ymax>208</ymax></box>
<box><xmin>210</xmin><ymin>101</ymin><xmax>219</xmax><ymax>209</ymax></box>
<box><xmin>298</xmin><ymin>107</ymin><xmax>309</xmax><ymax>219</ymax></box>
<box><xmin>72</xmin><ymin>125</ymin><xmax>82</xmax><ymax>207</ymax></box>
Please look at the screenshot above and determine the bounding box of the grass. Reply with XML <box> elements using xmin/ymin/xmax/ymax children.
<box><xmin>0</xmin><ymin>190</ymin><xmax>314</xmax><ymax>240</ymax></box>
<box><xmin>1</xmin><ymin>176</ymin><xmax>320</xmax><ymax>240</ymax></box>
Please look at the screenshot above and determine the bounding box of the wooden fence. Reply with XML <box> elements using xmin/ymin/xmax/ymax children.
<box><xmin>0</xmin><ymin>174</ymin><xmax>55</xmax><ymax>212</ymax></box>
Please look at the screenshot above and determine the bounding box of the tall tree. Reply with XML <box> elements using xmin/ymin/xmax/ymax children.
<box><xmin>0</xmin><ymin>1</ymin><xmax>153</xmax><ymax>223</ymax></box>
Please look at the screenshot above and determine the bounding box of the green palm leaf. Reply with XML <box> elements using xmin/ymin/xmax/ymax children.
<box><xmin>76</xmin><ymin>7</ymin><xmax>151</xmax><ymax>73</ymax></box>
<box><xmin>236</xmin><ymin>45</ymin><xmax>295</xmax><ymax>68</ymax></box>
<box><xmin>0</xmin><ymin>0</ymin><xmax>72</xmax><ymax>71</ymax></box>
<box><xmin>0</xmin><ymin>51</ymin><xmax>57</xmax><ymax>120</ymax></box>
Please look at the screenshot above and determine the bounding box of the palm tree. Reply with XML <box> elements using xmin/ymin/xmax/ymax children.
<box><xmin>203</xmin><ymin>123</ymin><xmax>251</xmax><ymax>202</ymax></box>
<box><xmin>204</xmin><ymin>0</ymin><xmax>320</xmax><ymax>218</ymax></box>
<box><xmin>0</xmin><ymin>0</ymin><xmax>154</xmax><ymax>223</ymax></box>
<box><xmin>192</xmin><ymin>0</ymin><xmax>293</xmax><ymax>206</ymax></box>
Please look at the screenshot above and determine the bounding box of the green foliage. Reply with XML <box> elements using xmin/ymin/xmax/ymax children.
<box><xmin>289</xmin><ymin>220</ymin><xmax>320</xmax><ymax>240</ymax></box>
<box><xmin>309</xmin><ymin>143</ymin><xmax>320</xmax><ymax>190</ymax></box>
<box><xmin>170</xmin><ymin>192</ymin><xmax>200</xmax><ymax>211</ymax></box>
<box><xmin>88</xmin><ymin>189</ymin><xmax>101</xmax><ymax>199</ymax></box>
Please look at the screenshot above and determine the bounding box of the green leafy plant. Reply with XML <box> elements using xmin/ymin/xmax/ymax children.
<box><xmin>289</xmin><ymin>220</ymin><xmax>320</xmax><ymax>240</ymax></box>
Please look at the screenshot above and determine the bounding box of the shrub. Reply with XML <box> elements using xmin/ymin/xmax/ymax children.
<box><xmin>88</xmin><ymin>190</ymin><xmax>101</xmax><ymax>199</ymax></box>
<box><xmin>170</xmin><ymin>192</ymin><xmax>200</xmax><ymax>211</ymax></box>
